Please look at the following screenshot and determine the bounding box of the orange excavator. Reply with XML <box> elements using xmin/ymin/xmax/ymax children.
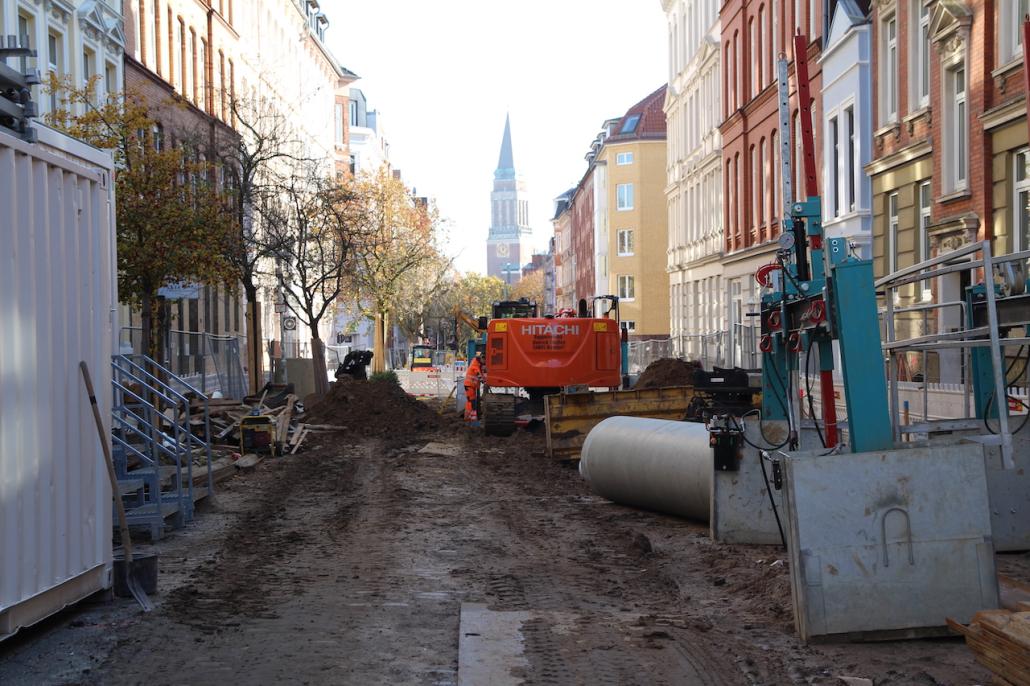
<box><xmin>480</xmin><ymin>296</ymin><xmax>624</xmax><ymax>436</ymax></box>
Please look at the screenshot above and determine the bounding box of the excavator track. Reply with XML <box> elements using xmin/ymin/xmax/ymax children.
<box><xmin>482</xmin><ymin>392</ymin><xmax>517</xmax><ymax>437</ymax></box>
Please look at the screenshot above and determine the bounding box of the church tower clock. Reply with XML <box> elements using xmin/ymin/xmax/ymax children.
<box><xmin>486</xmin><ymin>114</ymin><xmax>532</xmax><ymax>284</ymax></box>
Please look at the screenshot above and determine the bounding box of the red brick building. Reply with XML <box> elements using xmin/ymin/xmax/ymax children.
<box><xmin>868</xmin><ymin>1</ymin><xmax>1028</xmax><ymax>273</ymax></box>
<box><xmin>571</xmin><ymin>171</ymin><xmax>596</xmax><ymax>303</ymax></box>
<box><xmin>719</xmin><ymin>0</ymin><xmax>825</xmax><ymax>365</ymax></box>
<box><xmin>866</xmin><ymin>1</ymin><xmax>1028</xmax><ymax>383</ymax></box>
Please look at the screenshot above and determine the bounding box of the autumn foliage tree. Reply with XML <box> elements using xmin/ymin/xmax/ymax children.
<box><xmin>46</xmin><ymin>77</ymin><xmax>233</xmax><ymax>362</ymax></box>
<box><xmin>438</xmin><ymin>273</ymin><xmax>507</xmax><ymax>355</ymax></box>
<box><xmin>347</xmin><ymin>166</ymin><xmax>442</xmax><ymax>372</ymax></box>
<box><xmin>510</xmin><ymin>269</ymin><xmax>546</xmax><ymax>309</ymax></box>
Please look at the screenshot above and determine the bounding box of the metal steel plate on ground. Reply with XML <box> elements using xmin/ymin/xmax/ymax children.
<box><xmin>782</xmin><ymin>443</ymin><xmax>998</xmax><ymax>642</ymax></box>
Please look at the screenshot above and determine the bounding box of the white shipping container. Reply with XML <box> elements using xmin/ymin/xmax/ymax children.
<box><xmin>0</xmin><ymin>124</ymin><xmax>117</xmax><ymax>639</ymax></box>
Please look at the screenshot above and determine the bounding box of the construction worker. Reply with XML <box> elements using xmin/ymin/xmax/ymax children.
<box><xmin>464</xmin><ymin>351</ymin><xmax>484</xmax><ymax>421</ymax></box>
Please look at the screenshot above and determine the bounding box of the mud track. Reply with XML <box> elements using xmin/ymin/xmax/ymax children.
<box><xmin>1</xmin><ymin>416</ymin><xmax>1011</xmax><ymax>685</ymax></box>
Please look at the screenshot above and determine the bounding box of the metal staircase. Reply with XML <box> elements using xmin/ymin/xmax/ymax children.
<box><xmin>110</xmin><ymin>354</ymin><xmax>214</xmax><ymax>540</ymax></box>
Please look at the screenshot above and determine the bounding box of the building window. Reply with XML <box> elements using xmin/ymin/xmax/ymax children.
<box><xmin>1003</xmin><ymin>0</ymin><xmax>1030</xmax><ymax>65</ymax></box>
<box><xmin>617</xmin><ymin>184</ymin><xmax>634</xmax><ymax>211</ymax></box>
<box><xmin>1014</xmin><ymin>149</ymin><xmax>1030</xmax><ymax>253</ymax></box>
<box><xmin>846</xmin><ymin>106</ymin><xmax>856</xmax><ymax>211</ymax></box>
<box><xmin>219</xmin><ymin>51</ymin><xmax>226</xmax><ymax>120</ymax></box>
<box><xmin>919</xmin><ymin>181</ymin><xmax>932</xmax><ymax>297</ymax></box>
<box><xmin>946</xmin><ymin>63</ymin><xmax>968</xmax><ymax>191</ymax></box>
<box><xmin>616</xmin><ymin>151</ymin><xmax>634</xmax><ymax>165</ymax></box>
<box><xmin>617</xmin><ymin>229</ymin><xmax>634</xmax><ymax>256</ymax></box>
<box><xmin>759</xmin><ymin>6</ymin><xmax>767</xmax><ymax>87</ymax></box>
<box><xmin>335</xmin><ymin>103</ymin><xmax>344</xmax><ymax>145</ymax></box>
<box><xmin>620</xmin><ymin>320</ymin><xmax>636</xmax><ymax>333</ymax></box>
<box><xmin>200</xmin><ymin>39</ymin><xmax>208</xmax><ymax>110</ymax></box>
<box><xmin>830</xmin><ymin>115</ymin><xmax>840</xmax><ymax>216</ymax></box>
<box><xmin>47</xmin><ymin>31</ymin><xmax>62</xmax><ymax>113</ymax></box>
<box><xmin>888</xmin><ymin>192</ymin><xmax>899</xmax><ymax>274</ymax></box>
<box><xmin>882</xmin><ymin>14</ymin><xmax>898</xmax><ymax>123</ymax></box>
<box><xmin>912</xmin><ymin>0</ymin><xmax>929</xmax><ymax>109</ymax></box>
<box><xmin>621</xmin><ymin>114</ymin><xmax>641</xmax><ymax>134</ymax></box>
<box><xmin>190</xmin><ymin>28</ymin><xmax>198</xmax><ymax>103</ymax></box>
<box><xmin>82</xmin><ymin>47</ymin><xmax>95</xmax><ymax>88</ymax></box>
<box><xmin>751</xmin><ymin>144</ymin><xmax>758</xmax><ymax>231</ymax></box>
<box><xmin>758</xmin><ymin>139</ymin><xmax>766</xmax><ymax>226</ymax></box>
<box><xmin>228</xmin><ymin>59</ymin><xmax>235</xmax><ymax>126</ymax></box>
<box><xmin>153</xmin><ymin>0</ymin><xmax>161</xmax><ymax>74</ymax></box>
<box><xmin>732</xmin><ymin>30</ymin><xmax>739</xmax><ymax>110</ymax></box>
<box><xmin>809</xmin><ymin>0</ymin><xmax>817</xmax><ymax>38</ymax></box>
<box><xmin>618</xmin><ymin>275</ymin><xmax>636</xmax><ymax>300</ymax></box>
<box><xmin>750</xmin><ymin>19</ymin><xmax>758</xmax><ymax>97</ymax></box>
<box><xmin>105</xmin><ymin>62</ymin><xmax>116</xmax><ymax>99</ymax></box>
<box><xmin>178</xmin><ymin>19</ymin><xmax>186</xmax><ymax>95</ymax></box>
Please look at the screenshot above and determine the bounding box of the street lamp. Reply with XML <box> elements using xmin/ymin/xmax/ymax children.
<box><xmin>503</xmin><ymin>261</ymin><xmax>516</xmax><ymax>298</ymax></box>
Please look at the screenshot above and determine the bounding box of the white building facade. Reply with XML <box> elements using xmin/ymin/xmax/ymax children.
<box><xmin>662</xmin><ymin>0</ymin><xmax>724</xmax><ymax>363</ymax></box>
<box><xmin>2</xmin><ymin>0</ymin><xmax>125</xmax><ymax>117</ymax></box>
<box><xmin>347</xmin><ymin>87</ymin><xmax>389</xmax><ymax>175</ymax></box>
<box><xmin>819</xmin><ymin>0</ymin><xmax>873</xmax><ymax>257</ymax></box>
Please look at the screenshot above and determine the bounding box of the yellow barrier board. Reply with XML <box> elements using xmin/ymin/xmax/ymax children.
<box><xmin>544</xmin><ymin>385</ymin><xmax>695</xmax><ymax>460</ymax></box>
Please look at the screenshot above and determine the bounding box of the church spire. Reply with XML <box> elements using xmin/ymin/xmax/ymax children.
<box><xmin>496</xmin><ymin>113</ymin><xmax>515</xmax><ymax>178</ymax></box>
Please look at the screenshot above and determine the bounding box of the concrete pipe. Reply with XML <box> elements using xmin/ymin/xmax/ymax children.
<box><xmin>579</xmin><ymin>416</ymin><xmax>712</xmax><ymax>522</ymax></box>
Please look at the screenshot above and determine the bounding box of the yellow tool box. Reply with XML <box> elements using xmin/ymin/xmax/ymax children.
<box><xmin>240</xmin><ymin>414</ymin><xmax>276</xmax><ymax>455</ymax></box>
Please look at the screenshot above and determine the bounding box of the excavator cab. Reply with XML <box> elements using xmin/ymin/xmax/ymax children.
<box><xmin>409</xmin><ymin>344</ymin><xmax>436</xmax><ymax>372</ymax></box>
<box><xmin>491</xmin><ymin>299</ymin><xmax>538</xmax><ymax>319</ymax></box>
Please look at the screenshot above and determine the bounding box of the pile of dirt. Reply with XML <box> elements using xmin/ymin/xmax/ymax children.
<box><xmin>302</xmin><ymin>378</ymin><xmax>445</xmax><ymax>438</ymax></box>
<box><xmin>634</xmin><ymin>358</ymin><xmax>701</xmax><ymax>389</ymax></box>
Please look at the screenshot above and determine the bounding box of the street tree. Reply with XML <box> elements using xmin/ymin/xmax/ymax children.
<box><xmin>510</xmin><ymin>270</ymin><xmax>546</xmax><ymax>309</ymax></box>
<box><xmin>46</xmin><ymin>77</ymin><xmax>234</xmax><ymax>363</ymax></box>
<box><xmin>213</xmin><ymin>95</ymin><xmax>313</xmax><ymax>393</ymax></box>
<box><xmin>347</xmin><ymin>166</ymin><xmax>441</xmax><ymax>372</ymax></box>
<box><xmin>392</xmin><ymin>250</ymin><xmax>454</xmax><ymax>349</ymax></box>
<box><xmin>441</xmin><ymin>273</ymin><xmax>507</xmax><ymax>355</ymax></box>
<box><xmin>260</xmin><ymin>166</ymin><xmax>363</xmax><ymax>395</ymax></box>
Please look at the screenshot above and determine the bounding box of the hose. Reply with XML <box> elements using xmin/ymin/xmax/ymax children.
<box><xmin>805</xmin><ymin>343</ymin><xmax>827</xmax><ymax>448</ymax></box>
<box><xmin>983</xmin><ymin>345</ymin><xmax>1030</xmax><ymax>435</ymax></box>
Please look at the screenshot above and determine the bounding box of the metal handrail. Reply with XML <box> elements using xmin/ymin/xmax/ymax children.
<box><xmin>114</xmin><ymin>355</ymin><xmax>195</xmax><ymax>402</ymax></box>
<box><xmin>113</xmin><ymin>353</ymin><xmax>207</xmax><ymax>497</ymax></box>
<box><xmin>112</xmin><ymin>434</ymin><xmax>156</xmax><ymax>467</ymax></box>
<box><xmin>875</xmin><ymin>241</ymin><xmax>981</xmax><ymax>288</ymax></box>
<box><xmin>112</xmin><ymin>373</ymin><xmax>180</xmax><ymax>409</ymax></box>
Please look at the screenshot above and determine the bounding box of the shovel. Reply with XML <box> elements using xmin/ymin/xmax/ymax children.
<box><xmin>80</xmin><ymin>361</ymin><xmax>155</xmax><ymax>612</ymax></box>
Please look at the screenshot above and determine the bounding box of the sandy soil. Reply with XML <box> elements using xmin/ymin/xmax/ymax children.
<box><xmin>0</xmin><ymin>410</ymin><xmax>1025</xmax><ymax>685</ymax></box>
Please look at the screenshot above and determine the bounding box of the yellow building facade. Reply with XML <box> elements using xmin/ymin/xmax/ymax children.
<box><xmin>596</xmin><ymin>124</ymin><xmax>670</xmax><ymax>339</ymax></box>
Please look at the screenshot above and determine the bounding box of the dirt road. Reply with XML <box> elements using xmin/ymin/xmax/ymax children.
<box><xmin>0</xmin><ymin>411</ymin><xmax>1019</xmax><ymax>685</ymax></box>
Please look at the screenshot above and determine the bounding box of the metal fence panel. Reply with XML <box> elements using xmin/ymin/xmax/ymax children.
<box><xmin>0</xmin><ymin>125</ymin><xmax>116</xmax><ymax>639</ymax></box>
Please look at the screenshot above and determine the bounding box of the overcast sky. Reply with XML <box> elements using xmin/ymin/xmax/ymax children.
<box><xmin>328</xmin><ymin>1</ymin><xmax>667</xmax><ymax>275</ymax></box>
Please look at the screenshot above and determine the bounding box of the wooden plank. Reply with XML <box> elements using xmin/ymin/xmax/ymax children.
<box><xmin>289</xmin><ymin>429</ymin><xmax>308</xmax><ymax>455</ymax></box>
<box><xmin>275</xmin><ymin>395</ymin><xmax>297</xmax><ymax>445</ymax></box>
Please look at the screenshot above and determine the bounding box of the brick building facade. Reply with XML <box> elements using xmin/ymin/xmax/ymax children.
<box><xmin>867</xmin><ymin>1</ymin><xmax>1028</xmax><ymax>381</ymax></box>
<box><xmin>719</xmin><ymin>0</ymin><xmax>824</xmax><ymax>367</ymax></box>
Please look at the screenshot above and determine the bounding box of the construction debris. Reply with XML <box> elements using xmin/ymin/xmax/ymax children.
<box><xmin>948</xmin><ymin>609</ymin><xmax>1030</xmax><ymax>686</ymax></box>
<box><xmin>633</xmin><ymin>358</ymin><xmax>701</xmax><ymax>389</ymax></box>
<box><xmin>302</xmin><ymin>378</ymin><xmax>445</xmax><ymax>438</ymax></box>
<box><xmin>199</xmin><ymin>391</ymin><xmax>309</xmax><ymax>457</ymax></box>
